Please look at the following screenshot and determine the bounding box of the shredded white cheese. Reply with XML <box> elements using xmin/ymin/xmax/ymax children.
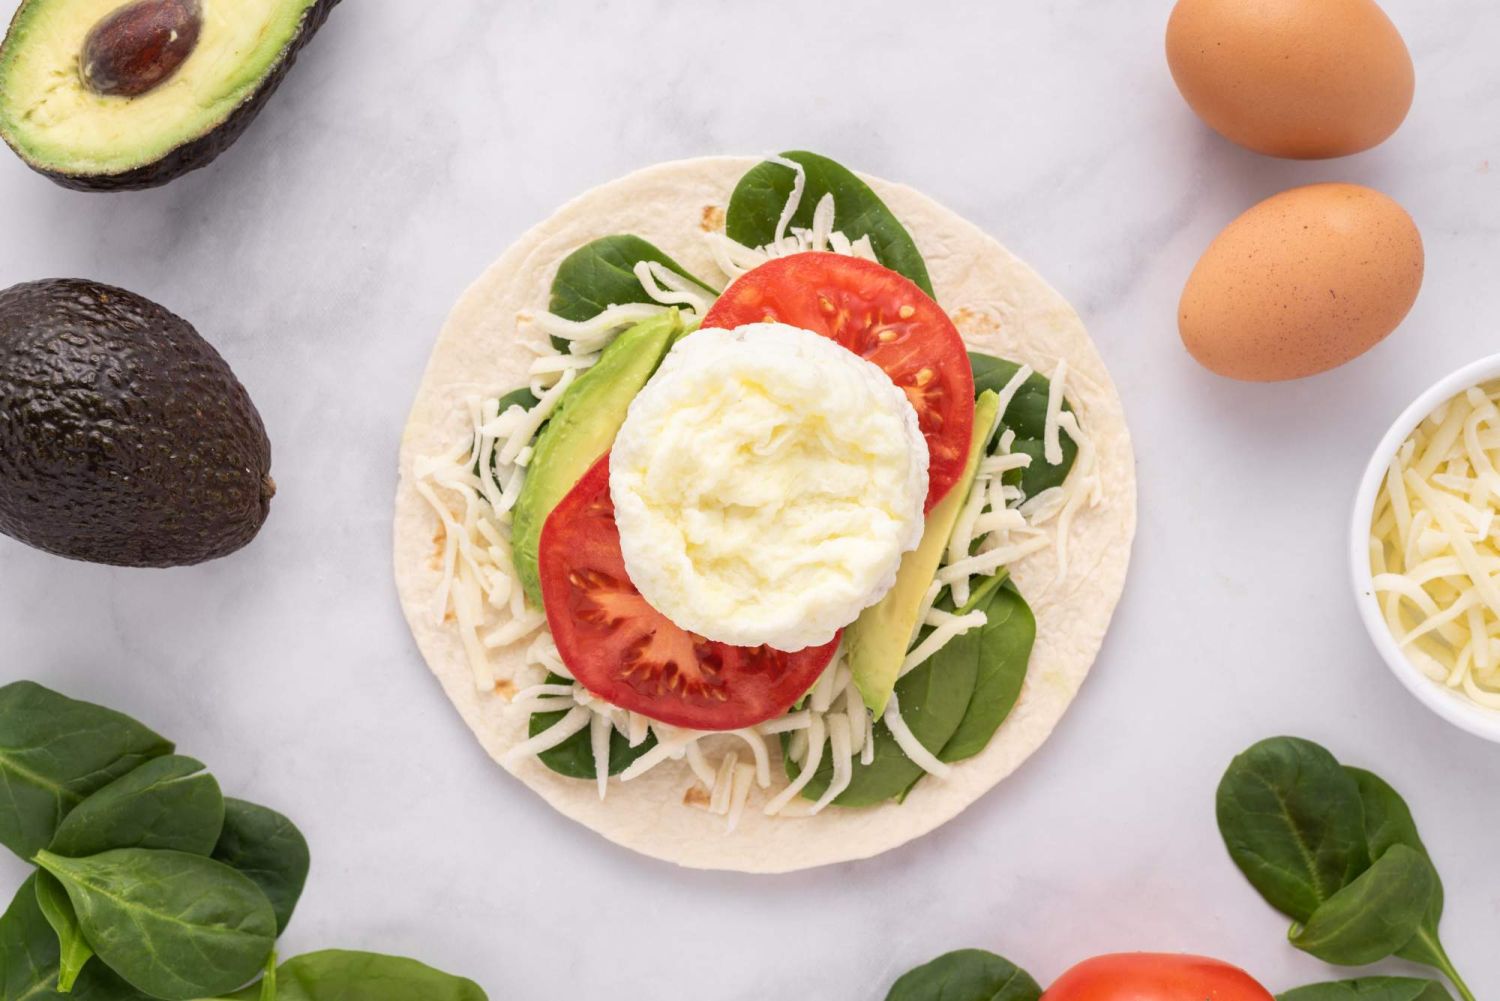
<box><xmin>1371</xmin><ymin>381</ymin><xmax>1500</xmax><ymax>709</ymax></box>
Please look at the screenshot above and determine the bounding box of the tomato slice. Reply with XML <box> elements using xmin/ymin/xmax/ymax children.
<box><xmin>538</xmin><ymin>455</ymin><xmax>840</xmax><ymax>731</ymax></box>
<box><xmin>702</xmin><ymin>252</ymin><xmax>975</xmax><ymax>511</ymax></box>
<box><xmin>1041</xmin><ymin>954</ymin><xmax>1274</xmax><ymax>1001</ymax></box>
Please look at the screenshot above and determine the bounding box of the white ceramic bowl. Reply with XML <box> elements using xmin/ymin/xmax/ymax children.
<box><xmin>1351</xmin><ymin>353</ymin><xmax>1500</xmax><ymax>743</ymax></box>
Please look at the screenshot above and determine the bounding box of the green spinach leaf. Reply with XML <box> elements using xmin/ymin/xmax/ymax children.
<box><xmin>0</xmin><ymin>682</ymin><xmax>174</xmax><ymax>861</ymax></box>
<box><xmin>493</xmin><ymin>386</ymin><xmax>538</xmax><ymax>414</ymax></box>
<box><xmin>938</xmin><ymin>581</ymin><xmax>1036</xmax><ymax>763</ymax></box>
<box><xmin>528</xmin><ymin>675</ymin><xmax>657</xmax><ymax>780</ymax></box>
<box><xmin>791</xmin><ymin>614</ymin><xmax>980</xmax><ymax>807</ymax></box>
<box><xmin>35</xmin><ymin>872</ymin><xmax>93</xmax><ymax>992</ymax></box>
<box><xmin>212</xmin><ymin>799</ymin><xmax>310</xmax><ymax>936</ymax></box>
<box><xmin>726</xmin><ymin>151</ymin><xmax>933</xmax><ymax>296</ymax></box>
<box><xmin>547</xmin><ymin>234</ymin><xmax>716</xmax><ymax>349</ymax></box>
<box><xmin>48</xmin><ymin>755</ymin><xmax>223</xmax><ymax>859</ymax></box>
<box><xmin>1278</xmin><ymin>978</ymin><xmax>1455</xmax><ymax>1001</ymax></box>
<box><xmin>34</xmin><ymin>848</ymin><xmax>277</xmax><ymax>1001</ymax></box>
<box><xmin>885</xmin><ymin>948</ymin><xmax>1042</xmax><ymax>1001</ymax></box>
<box><xmin>969</xmin><ymin>353</ymin><xmax>1078</xmax><ymax>501</ymax></box>
<box><xmin>2</xmin><ymin>875</ymin><xmax>154</xmax><ymax>1001</ymax></box>
<box><xmin>1289</xmin><ymin>844</ymin><xmax>1435</xmax><ymax>965</ymax></box>
<box><xmin>220</xmin><ymin>950</ymin><xmax>488</xmax><ymax>1001</ymax></box>
<box><xmin>1346</xmin><ymin>768</ymin><xmax>1451</xmax><ymax>974</ymax></box>
<box><xmin>1216</xmin><ymin>737</ymin><xmax>1370</xmax><ymax>922</ymax></box>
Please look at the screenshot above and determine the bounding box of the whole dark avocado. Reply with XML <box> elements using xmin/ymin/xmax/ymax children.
<box><xmin>0</xmin><ymin>279</ymin><xmax>274</xmax><ymax>567</ymax></box>
<box><xmin>0</xmin><ymin>0</ymin><xmax>339</xmax><ymax>192</ymax></box>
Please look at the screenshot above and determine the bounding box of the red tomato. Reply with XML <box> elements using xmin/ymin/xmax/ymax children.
<box><xmin>1043</xmin><ymin>954</ymin><xmax>1274</xmax><ymax>1001</ymax></box>
<box><xmin>537</xmin><ymin>455</ymin><xmax>840</xmax><ymax>731</ymax></box>
<box><xmin>701</xmin><ymin>252</ymin><xmax>975</xmax><ymax>511</ymax></box>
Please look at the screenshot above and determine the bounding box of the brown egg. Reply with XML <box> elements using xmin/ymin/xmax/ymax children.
<box><xmin>1179</xmin><ymin>184</ymin><xmax>1423</xmax><ymax>381</ymax></box>
<box><xmin>1166</xmin><ymin>0</ymin><xmax>1414</xmax><ymax>159</ymax></box>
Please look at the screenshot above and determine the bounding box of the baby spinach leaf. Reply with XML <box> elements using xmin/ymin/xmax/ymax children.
<box><xmin>1278</xmin><ymin>978</ymin><xmax>1454</xmax><ymax>1001</ymax></box>
<box><xmin>493</xmin><ymin>386</ymin><xmax>539</xmax><ymax>414</ymax></box>
<box><xmin>48</xmin><ymin>755</ymin><xmax>224</xmax><ymax>859</ymax></box>
<box><xmin>212</xmin><ymin>799</ymin><xmax>311</xmax><ymax>935</ymax></box>
<box><xmin>969</xmin><ymin>353</ymin><xmax>1078</xmax><ymax>501</ymax></box>
<box><xmin>726</xmin><ymin>151</ymin><xmax>933</xmax><ymax>296</ymax></box>
<box><xmin>2</xmin><ymin>875</ymin><xmax>154</xmax><ymax>1001</ymax></box>
<box><xmin>219</xmin><ymin>949</ymin><xmax>490</xmax><ymax>1001</ymax></box>
<box><xmin>1216</xmin><ymin>737</ymin><xmax>1370</xmax><ymax>922</ymax></box>
<box><xmin>547</xmin><ymin>234</ymin><xmax>717</xmax><ymax>350</ymax></box>
<box><xmin>35</xmin><ymin>872</ymin><xmax>94</xmax><ymax>991</ymax></box>
<box><xmin>1346</xmin><ymin>768</ymin><xmax>1451</xmax><ymax>973</ymax></box>
<box><xmin>528</xmin><ymin>675</ymin><xmax>657</xmax><ymax>780</ymax></box>
<box><xmin>1289</xmin><ymin>845</ymin><xmax>1435</xmax><ymax>966</ymax></box>
<box><xmin>938</xmin><ymin>581</ymin><xmax>1036</xmax><ymax>763</ymax></box>
<box><xmin>885</xmin><ymin>948</ymin><xmax>1042</xmax><ymax>1001</ymax></box>
<box><xmin>791</xmin><ymin>620</ymin><xmax>980</xmax><ymax>807</ymax></box>
<box><xmin>34</xmin><ymin>848</ymin><xmax>277</xmax><ymax>1001</ymax></box>
<box><xmin>0</xmin><ymin>682</ymin><xmax>174</xmax><ymax>862</ymax></box>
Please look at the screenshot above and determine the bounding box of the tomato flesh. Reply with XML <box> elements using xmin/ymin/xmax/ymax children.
<box><xmin>702</xmin><ymin>252</ymin><xmax>975</xmax><ymax>511</ymax></box>
<box><xmin>538</xmin><ymin>455</ymin><xmax>840</xmax><ymax>731</ymax></box>
<box><xmin>1042</xmin><ymin>954</ymin><xmax>1274</xmax><ymax>1001</ymax></box>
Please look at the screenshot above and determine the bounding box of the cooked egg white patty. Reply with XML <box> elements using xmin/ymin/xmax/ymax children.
<box><xmin>610</xmin><ymin>323</ymin><xmax>928</xmax><ymax>652</ymax></box>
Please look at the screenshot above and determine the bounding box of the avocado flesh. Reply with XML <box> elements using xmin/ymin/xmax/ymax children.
<box><xmin>512</xmin><ymin>311</ymin><xmax>684</xmax><ymax>606</ymax></box>
<box><xmin>0</xmin><ymin>279</ymin><xmax>273</xmax><ymax>567</ymax></box>
<box><xmin>848</xmin><ymin>390</ymin><xmax>999</xmax><ymax>715</ymax></box>
<box><xmin>0</xmin><ymin>0</ymin><xmax>335</xmax><ymax>190</ymax></box>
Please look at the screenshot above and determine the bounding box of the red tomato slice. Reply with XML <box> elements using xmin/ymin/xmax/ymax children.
<box><xmin>1042</xmin><ymin>954</ymin><xmax>1275</xmax><ymax>1001</ymax></box>
<box><xmin>702</xmin><ymin>252</ymin><xmax>975</xmax><ymax>511</ymax></box>
<box><xmin>538</xmin><ymin>455</ymin><xmax>840</xmax><ymax>731</ymax></box>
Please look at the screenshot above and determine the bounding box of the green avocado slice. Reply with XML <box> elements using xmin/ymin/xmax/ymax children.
<box><xmin>847</xmin><ymin>389</ymin><xmax>999</xmax><ymax>715</ymax></box>
<box><xmin>511</xmin><ymin>310</ymin><xmax>684</xmax><ymax>606</ymax></box>
<box><xmin>0</xmin><ymin>0</ymin><xmax>337</xmax><ymax>191</ymax></box>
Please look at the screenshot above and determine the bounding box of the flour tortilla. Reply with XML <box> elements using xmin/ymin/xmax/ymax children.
<box><xmin>394</xmin><ymin>156</ymin><xmax>1136</xmax><ymax>872</ymax></box>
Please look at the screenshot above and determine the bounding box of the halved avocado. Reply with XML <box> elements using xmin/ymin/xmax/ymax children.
<box><xmin>0</xmin><ymin>0</ymin><xmax>338</xmax><ymax>191</ymax></box>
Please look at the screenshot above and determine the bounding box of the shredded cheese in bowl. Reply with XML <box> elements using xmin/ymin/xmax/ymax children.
<box><xmin>1369</xmin><ymin>380</ymin><xmax>1500</xmax><ymax>715</ymax></box>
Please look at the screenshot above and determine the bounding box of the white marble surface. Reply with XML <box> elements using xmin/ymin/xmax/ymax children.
<box><xmin>2</xmin><ymin>1</ymin><xmax>1498</xmax><ymax>997</ymax></box>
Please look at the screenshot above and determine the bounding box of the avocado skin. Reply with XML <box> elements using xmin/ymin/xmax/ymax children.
<box><xmin>1</xmin><ymin>0</ymin><xmax>339</xmax><ymax>192</ymax></box>
<box><xmin>0</xmin><ymin>279</ymin><xmax>273</xmax><ymax>566</ymax></box>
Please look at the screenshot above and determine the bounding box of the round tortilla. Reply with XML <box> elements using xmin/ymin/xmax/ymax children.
<box><xmin>393</xmin><ymin>156</ymin><xmax>1136</xmax><ymax>872</ymax></box>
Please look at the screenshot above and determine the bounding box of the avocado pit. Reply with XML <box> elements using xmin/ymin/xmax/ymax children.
<box><xmin>81</xmin><ymin>0</ymin><xmax>203</xmax><ymax>98</ymax></box>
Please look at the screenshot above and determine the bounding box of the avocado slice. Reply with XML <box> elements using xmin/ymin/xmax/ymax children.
<box><xmin>0</xmin><ymin>278</ymin><xmax>274</xmax><ymax>566</ymax></box>
<box><xmin>0</xmin><ymin>0</ymin><xmax>338</xmax><ymax>191</ymax></box>
<box><xmin>511</xmin><ymin>311</ymin><xmax>684</xmax><ymax>606</ymax></box>
<box><xmin>848</xmin><ymin>389</ymin><xmax>1000</xmax><ymax>715</ymax></box>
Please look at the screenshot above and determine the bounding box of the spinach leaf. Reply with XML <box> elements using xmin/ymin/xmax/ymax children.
<box><xmin>1346</xmin><ymin>768</ymin><xmax>1450</xmax><ymax>973</ymax></box>
<box><xmin>1278</xmin><ymin>979</ymin><xmax>1455</xmax><ymax>1001</ymax></box>
<box><xmin>0</xmin><ymin>682</ymin><xmax>174</xmax><ymax>861</ymax></box>
<box><xmin>34</xmin><ymin>848</ymin><xmax>277</xmax><ymax>1000</ymax></box>
<box><xmin>48</xmin><ymin>755</ymin><xmax>224</xmax><ymax>859</ymax></box>
<box><xmin>493</xmin><ymin>386</ymin><xmax>538</xmax><ymax>414</ymax></box>
<box><xmin>726</xmin><ymin>151</ymin><xmax>933</xmax><ymax>296</ymax></box>
<box><xmin>938</xmin><ymin>581</ymin><xmax>1036</xmax><ymax>763</ymax></box>
<box><xmin>2</xmin><ymin>875</ymin><xmax>154</xmax><ymax>1001</ymax></box>
<box><xmin>1289</xmin><ymin>844</ymin><xmax>1435</xmax><ymax>965</ymax></box>
<box><xmin>969</xmin><ymin>353</ymin><xmax>1078</xmax><ymax>501</ymax></box>
<box><xmin>212</xmin><ymin>799</ymin><xmax>310</xmax><ymax>936</ymax></box>
<box><xmin>885</xmin><ymin>948</ymin><xmax>1042</xmax><ymax>1001</ymax></box>
<box><xmin>35</xmin><ymin>872</ymin><xmax>94</xmax><ymax>991</ymax></box>
<box><xmin>1216</xmin><ymin>737</ymin><xmax>1370</xmax><ymax>922</ymax></box>
<box><xmin>546</xmin><ymin>235</ymin><xmax>716</xmax><ymax>350</ymax></box>
<box><xmin>220</xmin><ymin>950</ymin><xmax>488</xmax><ymax>1001</ymax></box>
<box><xmin>528</xmin><ymin>675</ymin><xmax>657</xmax><ymax>780</ymax></box>
<box><xmin>791</xmin><ymin>617</ymin><xmax>980</xmax><ymax>807</ymax></box>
